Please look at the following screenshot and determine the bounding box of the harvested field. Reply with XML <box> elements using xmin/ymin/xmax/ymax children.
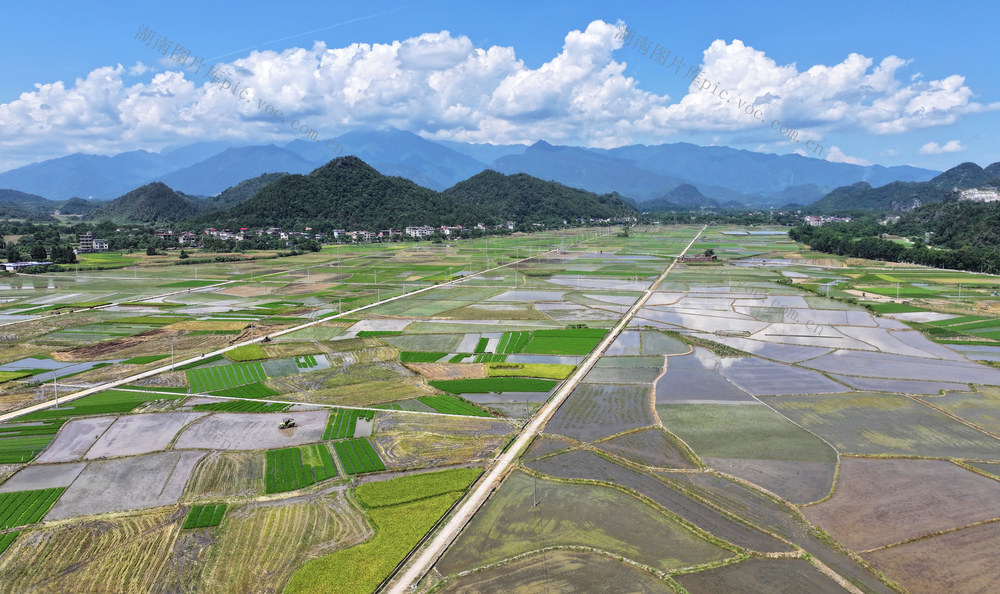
<box><xmin>198</xmin><ymin>491</ymin><xmax>371</xmax><ymax>593</ymax></box>
<box><xmin>763</xmin><ymin>392</ymin><xmax>1000</xmax><ymax>459</ymax></box>
<box><xmin>595</xmin><ymin>428</ymin><xmax>697</xmax><ymax>469</ymax></box>
<box><xmin>0</xmin><ymin>509</ymin><xmax>183</xmax><ymax>592</ymax></box>
<box><xmin>85</xmin><ymin>412</ymin><xmax>205</xmax><ymax>459</ymax></box>
<box><xmin>174</xmin><ymin>410</ymin><xmax>328</xmax><ymax>451</ymax></box>
<box><xmin>546</xmin><ymin>384</ymin><xmax>655</xmax><ymax>442</ymax></box>
<box><xmin>864</xmin><ymin>520</ymin><xmax>1000</xmax><ymax>594</ymax></box>
<box><xmin>803</xmin><ymin>458</ymin><xmax>1000</xmax><ymax>551</ymax></box>
<box><xmin>34</xmin><ymin>416</ymin><xmax>115</xmax><ymax>463</ymax></box>
<box><xmin>435</xmin><ymin>471</ymin><xmax>731</xmax><ymax>576</ymax></box>
<box><xmin>436</xmin><ymin>549</ymin><xmax>673</xmax><ymax>593</ymax></box>
<box><xmin>525</xmin><ymin>449</ymin><xmax>790</xmax><ymax>552</ymax></box>
<box><xmin>183</xmin><ymin>451</ymin><xmax>264</xmax><ymax>502</ymax></box>
<box><xmin>405</xmin><ymin>363</ymin><xmax>487</xmax><ymax>380</ymax></box>
<box><xmin>45</xmin><ymin>450</ymin><xmax>205</xmax><ymax>520</ymax></box>
<box><xmin>372</xmin><ymin>412</ymin><xmax>514</xmax><ymax>470</ymax></box>
<box><xmin>52</xmin><ymin>328</ymin><xmax>169</xmax><ymax>361</ymax></box>
<box><xmin>676</xmin><ymin>558</ymin><xmax>844</xmax><ymax>593</ymax></box>
<box><xmin>0</xmin><ymin>462</ymin><xmax>85</xmax><ymax>492</ymax></box>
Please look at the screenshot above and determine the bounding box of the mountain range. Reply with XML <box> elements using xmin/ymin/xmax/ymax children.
<box><xmin>0</xmin><ymin>129</ymin><xmax>939</xmax><ymax>208</ymax></box>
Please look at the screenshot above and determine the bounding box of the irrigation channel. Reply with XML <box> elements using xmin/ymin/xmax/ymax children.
<box><xmin>0</xmin><ymin>230</ymin><xmax>615</xmax><ymax>424</ymax></box>
<box><xmin>386</xmin><ymin>225</ymin><xmax>707</xmax><ymax>592</ymax></box>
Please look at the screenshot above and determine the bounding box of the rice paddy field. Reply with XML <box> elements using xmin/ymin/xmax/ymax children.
<box><xmin>3</xmin><ymin>225</ymin><xmax>1000</xmax><ymax>591</ymax></box>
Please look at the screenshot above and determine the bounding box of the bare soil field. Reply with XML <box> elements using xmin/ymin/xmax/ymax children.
<box><xmin>45</xmin><ymin>450</ymin><xmax>206</xmax><ymax>520</ymax></box>
<box><xmin>35</xmin><ymin>416</ymin><xmax>116</xmax><ymax>463</ymax></box>
<box><xmin>803</xmin><ymin>458</ymin><xmax>1000</xmax><ymax>550</ymax></box>
<box><xmin>173</xmin><ymin>410</ymin><xmax>328</xmax><ymax>450</ymax></box>
<box><xmin>0</xmin><ymin>461</ymin><xmax>86</xmax><ymax>492</ymax></box>
<box><xmin>864</xmin><ymin>520</ymin><xmax>1000</xmax><ymax>594</ymax></box>
<box><xmin>85</xmin><ymin>412</ymin><xmax>205</xmax><ymax>459</ymax></box>
<box><xmin>435</xmin><ymin>549</ymin><xmax>673</xmax><ymax>593</ymax></box>
<box><xmin>53</xmin><ymin>328</ymin><xmax>169</xmax><ymax>361</ymax></box>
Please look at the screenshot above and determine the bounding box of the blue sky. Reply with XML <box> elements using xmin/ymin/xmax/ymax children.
<box><xmin>1</xmin><ymin>0</ymin><xmax>997</xmax><ymax>172</ymax></box>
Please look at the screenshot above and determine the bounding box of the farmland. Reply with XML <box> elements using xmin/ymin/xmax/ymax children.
<box><xmin>3</xmin><ymin>225</ymin><xmax>1000</xmax><ymax>591</ymax></box>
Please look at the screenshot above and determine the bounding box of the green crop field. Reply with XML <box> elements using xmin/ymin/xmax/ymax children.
<box><xmin>429</xmin><ymin>377</ymin><xmax>557</xmax><ymax>394</ymax></box>
<box><xmin>356</xmin><ymin>330</ymin><xmax>403</xmax><ymax>337</ymax></box>
<box><xmin>449</xmin><ymin>354</ymin><xmax>472</xmax><ymax>363</ymax></box>
<box><xmin>286</xmin><ymin>468</ymin><xmax>480</xmax><ymax>594</ymax></box>
<box><xmin>474</xmin><ymin>353</ymin><xmax>506</xmax><ymax>363</ymax></box>
<box><xmin>181</xmin><ymin>503</ymin><xmax>227</xmax><ymax>529</ymax></box>
<box><xmin>333</xmin><ymin>439</ymin><xmax>386</xmax><ymax>475</ymax></box>
<box><xmin>15</xmin><ymin>390</ymin><xmax>186</xmax><ymax>424</ymax></box>
<box><xmin>209</xmin><ymin>382</ymin><xmax>280</xmax><ymax>399</ymax></box>
<box><xmin>0</xmin><ymin>370</ymin><xmax>33</xmax><ymax>383</ymax></box>
<box><xmin>522</xmin><ymin>328</ymin><xmax>607</xmax><ymax>355</ymax></box>
<box><xmin>497</xmin><ymin>331</ymin><xmax>531</xmax><ymax>354</ymax></box>
<box><xmin>0</xmin><ymin>420</ymin><xmax>64</xmax><ymax>464</ymax></box>
<box><xmin>264</xmin><ymin>444</ymin><xmax>338</xmax><ymax>494</ymax></box>
<box><xmin>187</xmin><ymin>362</ymin><xmax>267</xmax><ymax>392</ymax></box>
<box><xmin>487</xmin><ymin>363</ymin><xmax>575</xmax><ymax>379</ymax></box>
<box><xmin>418</xmin><ymin>395</ymin><xmax>492</xmax><ymax>417</ymax></box>
<box><xmin>191</xmin><ymin>400</ymin><xmax>289</xmax><ymax>413</ymax></box>
<box><xmin>400</xmin><ymin>351</ymin><xmax>447</xmax><ymax>363</ymax></box>
<box><xmin>323</xmin><ymin>409</ymin><xmax>375</xmax><ymax>440</ymax></box>
<box><xmin>0</xmin><ymin>531</ymin><xmax>18</xmax><ymax>556</ymax></box>
<box><xmin>0</xmin><ymin>488</ymin><xmax>65</xmax><ymax>530</ymax></box>
<box><xmin>295</xmin><ymin>355</ymin><xmax>319</xmax><ymax>368</ymax></box>
<box><xmin>225</xmin><ymin>345</ymin><xmax>268</xmax><ymax>362</ymax></box>
<box><xmin>474</xmin><ymin>337</ymin><xmax>489</xmax><ymax>353</ymax></box>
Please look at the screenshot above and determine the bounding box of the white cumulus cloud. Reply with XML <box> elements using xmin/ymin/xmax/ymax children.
<box><xmin>918</xmin><ymin>140</ymin><xmax>966</xmax><ymax>154</ymax></box>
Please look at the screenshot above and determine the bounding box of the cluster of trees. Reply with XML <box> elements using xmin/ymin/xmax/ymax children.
<box><xmin>789</xmin><ymin>222</ymin><xmax>1000</xmax><ymax>274</ymax></box>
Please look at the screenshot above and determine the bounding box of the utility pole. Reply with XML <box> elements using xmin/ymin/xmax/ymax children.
<box><xmin>171</xmin><ymin>334</ymin><xmax>175</xmax><ymax>369</ymax></box>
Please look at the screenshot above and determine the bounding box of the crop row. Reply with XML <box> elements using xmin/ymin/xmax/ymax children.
<box><xmin>295</xmin><ymin>354</ymin><xmax>319</xmax><ymax>368</ymax></box>
<box><xmin>264</xmin><ymin>444</ymin><xmax>338</xmax><ymax>494</ymax></box>
<box><xmin>0</xmin><ymin>488</ymin><xmax>64</xmax><ymax>530</ymax></box>
<box><xmin>334</xmin><ymin>439</ymin><xmax>386</xmax><ymax>475</ymax></box>
<box><xmin>192</xmin><ymin>401</ymin><xmax>289</xmax><ymax>413</ymax></box>
<box><xmin>497</xmin><ymin>331</ymin><xmax>531</xmax><ymax>354</ymax></box>
<box><xmin>474</xmin><ymin>354</ymin><xmax>506</xmax><ymax>363</ymax></box>
<box><xmin>399</xmin><ymin>351</ymin><xmax>447</xmax><ymax>363</ymax></box>
<box><xmin>187</xmin><ymin>362</ymin><xmax>266</xmax><ymax>393</ymax></box>
<box><xmin>0</xmin><ymin>531</ymin><xmax>18</xmax><ymax>557</ymax></box>
<box><xmin>473</xmin><ymin>337</ymin><xmax>489</xmax><ymax>353</ymax></box>
<box><xmin>324</xmin><ymin>409</ymin><xmax>374</xmax><ymax>440</ymax></box>
<box><xmin>182</xmin><ymin>504</ymin><xmax>227</xmax><ymax>529</ymax></box>
<box><xmin>418</xmin><ymin>395</ymin><xmax>492</xmax><ymax>417</ymax></box>
<box><xmin>209</xmin><ymin>382</ymin><xmax>280</xmax><ymax>399</ymax></box>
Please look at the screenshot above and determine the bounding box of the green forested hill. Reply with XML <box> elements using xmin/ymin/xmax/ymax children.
<box><xmin>89</xmin><ymin>182</ymin><xmax>205</xmax><ymax>223</ymax></box>
<box><xmin>444</xmin><ymin>170</ymin><xmax>632</xmax><ymax>222</ymax></box>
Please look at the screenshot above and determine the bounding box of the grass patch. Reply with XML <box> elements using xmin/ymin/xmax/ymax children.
<box><xmin>285</xmin><ymin>468</ymin><xmax>479</xmax><ymax>594</ymax></box>
<box><xmin>225</xmin><ymin>344</ymin><xmax>269</xmax><ymax>362</ymax></box>
<box><xmin>429</xmin><ymin>377</ymin><xmax>557</xmax><ymax>394</ymax></box>
<box><xmin>0</xmin><ymin>370</ymin><xmax>32</xmax><ymax>383</ymax></box>
<box><xmin>487</xmin><ymin>363</ymin><xmax>575</xmax><ymax>379</ymax></box>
